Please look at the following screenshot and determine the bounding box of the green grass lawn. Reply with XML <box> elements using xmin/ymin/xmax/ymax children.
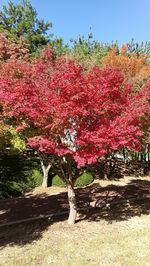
<box><xmin>0</xmin><ymin>213</ymin><xmax>150</xmax><ymax>266</ymax></box>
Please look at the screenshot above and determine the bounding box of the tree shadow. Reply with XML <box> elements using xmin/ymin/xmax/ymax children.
<box><xmin>0</xmin><ymin>215</ymin><xmax>69</xmax><ymax>249</ymax></box>
<box><xmin>77</xmin><ymin>179</ymin><xmax>150</xmax><ymax>222</ymax></box>
<box><xmin>0</xmin><ymin>192</ymin><xmax>69</xmax><ymax>248</ymax></box>
<box><xmin>0</xmin><ymin>178</ymin><xmax>150</xmax><ymax>247</ymax></box>
<box><xmin>0</xmin><ymin>192</ymin><xmax>68</xmax><ymax>225</ymax></box>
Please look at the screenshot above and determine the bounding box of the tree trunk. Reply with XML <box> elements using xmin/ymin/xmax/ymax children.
<box><xmin>104</xmin><ymin>155</ymin><xmax>108</xmax><ymax>180</ymax></box>
<box><xmin>67</xmin><ymin>183</ymin><xmax>77</xmax><ymax>225</ymax></box>
<box><xmin>123</xmin><ymin>147</ymin><xmax>128</xmax><ymax>165</ymax></box>
<box><xmin>104</xmin><ymin>172</ymin><xmax>108</xmax><ymax>180</ymax></box>
<box><xmin>42</xmin><ymin>171</ymin><xmax>49</xmax><ymax>188</ymax></box>
<box><xmin>40</xmin><ymin>160</ymin><xmax>51</xmax><ymax>188</ymax></box>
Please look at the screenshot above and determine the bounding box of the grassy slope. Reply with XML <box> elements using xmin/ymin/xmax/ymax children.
<box><xmin>1</xmin><ymin>175</ymin><xmax>150</xmax><ymax>266</ymax></box>
<box><xmin>0</xmin><ymin>214</ymin><xmax>150</xmax><ymax>266</ymax></box>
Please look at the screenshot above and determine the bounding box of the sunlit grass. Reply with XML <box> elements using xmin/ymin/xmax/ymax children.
<box><xmin>0</xmin><ymin>213</ymin><xmax>150</xmax><ymax>266</ymax></box>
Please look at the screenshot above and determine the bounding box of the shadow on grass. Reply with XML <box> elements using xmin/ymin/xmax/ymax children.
<box><xmin>0</xmin><ymin>178</ymin><xmax>150</xmax><ymax>247</ymax></box>
<box><xmin>77</xmin><ymin>179</ymin><xmax>150</xmax><ymax>223</ymax></box>
<box><xmin>0</xmin><ymin>215</ymin><xmax>68</xmax><ymax>249</ymax></box>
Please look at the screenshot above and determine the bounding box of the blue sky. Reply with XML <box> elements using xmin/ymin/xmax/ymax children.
<box><xmin>0</xmin><ymin>0</ymin><xmax>150</xmax><ymax>45</ymax></box>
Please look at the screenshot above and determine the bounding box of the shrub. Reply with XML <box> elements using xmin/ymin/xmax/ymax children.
<box><xmin>0</xmin><ymin>169</ymin><xmax>43</xmax><ymax>198</ymax></box>
<box><xmin>51</xmin><ymin>175</ymin><xmax>66</xmax><ymax>187</ymax></box>
<box><xmin>30</xmin><ymin>169</ymin><xmax>43</xmax><ymax>187</ymax></box>
<box><xmin>51</xmin><ymin>172</ymin><xmax>94</xmax><ymax>188</ymax></box>
<box><xmin>75</xmin><ymin>172</ymin><xmax>94</xmax><ymax>187</ymax></box>
<box><xmin>0</xmin><ymin>155</ymin><xmax>43</xmax><ymax>198</ymax></box>
<box><xmin>0</xmin><ymin>181</ymin><xmax>22</xmax><ymax>198</ymax></box>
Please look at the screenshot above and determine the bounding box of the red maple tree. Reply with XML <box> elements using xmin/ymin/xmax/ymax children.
<box><xmin>0</xmin><ymin>48</ymin><xmax>146</xmax><ymax>224</ymax></box>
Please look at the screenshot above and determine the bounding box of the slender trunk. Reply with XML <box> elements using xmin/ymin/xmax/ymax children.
<box><xmin>104</xmin><ymin>160</ymin><xmax>111</xmax><ymax>179</ymax></box>
<box><xmin>42</xmin><ymin>171</ymin><xmax>49</xmax><ymax>188</ymax></box>
<box><xmin>123</xmin><ymin>148</ymin><xmax>128</xmax><ymax>166</ymax></box>
<box><xmin>40</xmin><ymin>160</ymin><xmax>51</xmax><ymax>188</ymax></box>
<box><xmin>104</xmin><ymin>155</ymin><xmax>108</xmax><ymax>180</ymax></box>
<box><xmin>67</xmin><ymin>183</ymin><xmax>77</xmax><ymax>225</ymax></box>
<box><xmin>109</xmin><ymin>158</ymin><xmax>113</xmax><ymax>177</ymax></box>
<box><xmin>104</xmin><ymin>172</ymin><xmax>108</xmax><ymax>180</ymax></box>
<box><xmin>140</xmin><ymin>154</ymin><xmax>145</xmax><ymax>175</ymax></box>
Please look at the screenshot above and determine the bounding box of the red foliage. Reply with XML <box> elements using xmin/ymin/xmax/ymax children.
<box><xmin>0</xmin><ymin>48</ymin><xmax>147</xmax><ymax>167</ymax></box>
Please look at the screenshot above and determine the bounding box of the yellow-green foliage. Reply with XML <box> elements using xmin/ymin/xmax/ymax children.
<box><xmin>9</xmin><ymin>127</ymin><xmax>26</xmax><ymax>151</ymax></box>
<box><xmin>0</xmin><ymin>125</ymin><xmax>26</xmax><ymax>152</ymax></box>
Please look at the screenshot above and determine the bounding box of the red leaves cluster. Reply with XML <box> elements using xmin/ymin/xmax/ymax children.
<box><xmin>0</xmin><ymin>48</ymin><xmax>149</xmax><ymax>167</ymax></box>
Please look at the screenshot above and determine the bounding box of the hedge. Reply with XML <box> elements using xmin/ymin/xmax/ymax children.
<box><xmin>51</xmin><ymin>171</ymin><xmax>94</xmax><ymax>188</ymax></box>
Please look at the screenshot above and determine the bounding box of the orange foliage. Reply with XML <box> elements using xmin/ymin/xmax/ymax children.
<box><xmin>138</xmin><ymin>65</ymin><xmax>150</xmax><ymax>81</ymax></box>
<box><xmin>102</xmin><ymin>46</ymin><xmax>150</xmax><ymax>85</ymax></box>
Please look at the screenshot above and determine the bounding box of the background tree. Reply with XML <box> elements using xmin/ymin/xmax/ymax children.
<box><xmin>102</xmin><ymin>45</ymin><xmax>150</xmax><ymax>90</ymax></box>
<box><xmin>69</xmin><ymin>33</ymin><xmax>118</xmax><ymax>69</ymax></box>
<box><xmin>0</xmin><ymin>32</ymin><xmax>29</xmax><ymax>61</ymax></box>
<box><xmin>127</xmin><ymin>38</ymin><xmax>150</xmax><ymax>58</ymax></box>
<box><xmin>133</xmin><ymin>79</ymin><xmax>150</xmax><ymax>166</ymax></box>
<box><xmin>0</xmin><ymin>0</ymin><xmax>52</xmax><ymax>54</ymax></box>
<box><xmin>50</xmin><ymin>37</ymin><xmax>69</xmax><ymax>57</ymax></box>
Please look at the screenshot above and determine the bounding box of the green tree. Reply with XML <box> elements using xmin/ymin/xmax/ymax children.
<box><xmin>0</xmin><ymin>0</ymin><xmax>52</xmax><ymax>53</ymax></box>
<box><xmin>69</xmin><ymin>32</ymin><xmax>118</xmax><ymax>69</ymax></box>
<box><xmin>50</xmin><ymin>37</ymin><xmax>69</xmax><ymax>57</ymax></box>
<box><xmin>127</xmin><ymin>38</ymin><xmax>150</xmax><ymax>58</ymax></box>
